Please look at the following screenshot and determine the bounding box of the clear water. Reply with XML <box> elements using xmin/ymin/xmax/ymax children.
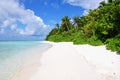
<box><xmin>0</xmin><ymin>41</ymin><xmax>51</xmax><ymax>80</ymax></box>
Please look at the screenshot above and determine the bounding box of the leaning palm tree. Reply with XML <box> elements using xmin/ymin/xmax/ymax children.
<box><xmin>61</xmin><ymin>16</ymin><xmax>70</xmax><ymax>31</ymax></box>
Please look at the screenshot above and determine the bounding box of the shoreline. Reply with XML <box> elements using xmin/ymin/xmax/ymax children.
<box><xmin>13</xmin><ymin>41</ymin><xmax>120</xmax><ymax>80</ymax></box>
<box><xmin>12</xmin><ymin>42</ymin><xmax>52</xmax><ymax>80</ymax></box>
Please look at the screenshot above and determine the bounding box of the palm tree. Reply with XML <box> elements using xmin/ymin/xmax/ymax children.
<box><xmin>61</xmin><ymin>16</ymin><xmax>70</xmax><ymax>31</ymax></box>
<box><xmin>55</xmin><ymin>23</ymin><xmax>60</xmax><ymax>29</ymax></box>
<box><xmin>108</xmin><ymin>0</ymin><xmax>113</xmax><ymax>3</ymax></box>
<box><xmin>99</xmin><ymin>1</ymin><xmax>106</xmax><ymax>7</ymax></box>
<box><xmin>73</xmin><ymin>16</ymin><xmax>80</xmax><ymax>28</ymax></box>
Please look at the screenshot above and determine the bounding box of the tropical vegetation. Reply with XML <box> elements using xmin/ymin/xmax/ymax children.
<box><xmin>46</xmin><ymin>0</ymin><xmax>120</xmax><ymax>53</ymax></box>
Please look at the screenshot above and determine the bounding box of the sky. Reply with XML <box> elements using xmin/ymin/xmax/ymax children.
<box><xmin>0</xmin><ymin>0</ymin><xmax>106</xmax><ymax>40</ymax></box>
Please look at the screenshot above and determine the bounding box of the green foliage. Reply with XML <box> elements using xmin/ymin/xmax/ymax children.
<box><xmin>73</xmin><ymin>37</ymin><xmax>88</xmax><ymax>44</ymax></box>
<box><xmin>61</xmin><ymin>16</ymin><xmax>71</xmax><ymax>31</ymax></box>
<box><xmin>105</xmin><ymin>38</ymin><xmax>120</xmax><ymax>53</ymax></box>
<box><xmin>87</xmin><ymin>36</ymin><xmax>103</xmax><ymax>46</ymax></box>
<box><xmin>73</xmin><ymin>31</ymin><xmax>88</xmax><ymax>44</ymax></box>
<box><xmin>46</xmin><ymin>0</ymin><xmax>120</xmax><ymax>53</ymax></box>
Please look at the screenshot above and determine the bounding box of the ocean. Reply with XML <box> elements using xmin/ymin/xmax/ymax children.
<box><xmin>0</xmin><ymin>41</ymin><xmax>51</xmax><ymax>80</ymax></box>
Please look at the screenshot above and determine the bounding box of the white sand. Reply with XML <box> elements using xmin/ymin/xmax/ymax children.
<box><xmin>74</xmin><ymin>44</ymin><xmax>120</xmax><ymax>80</ymax></box>
<box><xmin>29</xmin><ymin>42</ymin><xmax>120</xmax><ymax>80</ymax></box>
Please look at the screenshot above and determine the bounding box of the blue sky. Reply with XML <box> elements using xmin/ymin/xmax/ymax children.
<box><xmin>20</xmin><ymin>0</ymin><xmax>84</xmax><ymax>26</ymax></box>
<box><xmin>0</xmin><ymin>0</ymin><xmax>106</xmax><ymax>40</ymax></box>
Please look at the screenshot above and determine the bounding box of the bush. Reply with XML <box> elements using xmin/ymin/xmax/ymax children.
<box><xmin>47</xmin><ymin>35</ymin><xmax>63</xmax><ymax>42</ymax></box>
<box><xmin>73</xmin><ymin>35</ymin><xmax>88</xmax><ymax>44</ymax></box>
<box><xmin>87</xmin><ymin>36</ymin><xmax>103</xmax><ymax>46</ymax></box>
<box><xmin>73</xmin><ymin>38</ymin><xmax>88</xmax><ymax>44</ymax></box>
<box><xmin>72</xmin><ymin>31</ymin><xmax>88</xmax><ymax>44</ymax></box>
<box><xmin>105</xmin><ymin>38</ymin><xmax>120</xmax><ymax>53</ymax></box>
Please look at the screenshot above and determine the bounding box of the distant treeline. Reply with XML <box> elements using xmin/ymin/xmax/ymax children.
<box><xmin>46</xmin><ymin>0</ymin><xmax>120</xmax><ymax>53</ymax></box>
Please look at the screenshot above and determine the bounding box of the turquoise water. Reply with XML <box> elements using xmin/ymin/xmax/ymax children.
<box><xmin>0</xmin><ymin>41</ymin><xmax>42</xmax><ymax>61</ymax></box>
<box><xmin>0</xmin><ymin>41</ymin><xmax>51</xmax><ymax>80</ymax></box>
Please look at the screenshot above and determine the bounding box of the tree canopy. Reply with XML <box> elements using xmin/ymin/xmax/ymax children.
<box><xmin>46</xmin><ymin>0</ymin><xmax>120</xmax><ymax>53</ymax></box>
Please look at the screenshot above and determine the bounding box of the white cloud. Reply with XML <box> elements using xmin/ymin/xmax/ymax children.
<box><xmin>63</xmin><ymin>0</ymin><xmax>108</xmax><ymax>15</ymax></box>
<box><xmin>0</xmin><ymin>0</ymin><xmax>50</xmax><ymax>37</ymax></box>
<box><xmin>1</xmin><ymin>19</ymin><xmax>16</xmax><ymax>28</ymax></box>
<box><xmin>11</xmin><ymin>24</ymin><xmax>17</xmax><ymax>30</ymax></box>
<box><xmin>83</xmin><ymin>10</ymin><xmax>89</xmax><ymax>16</ymax></box>
<box><xmin>63</xmin><ymin>0</ymin><xmax>106</xmax><ymax>10</ymax></box>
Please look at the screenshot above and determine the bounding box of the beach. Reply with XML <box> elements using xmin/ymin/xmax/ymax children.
<box><xmin>0</xmin><ymin>41</ymin><xmax>52</xmax><ymax>80</ymax></box>
<box><xmin>13</xmin><ymin>41</ymin><xmax>120</xmax><ymax>80</ymax></box>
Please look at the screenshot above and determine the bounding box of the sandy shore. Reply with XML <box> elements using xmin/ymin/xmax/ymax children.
<box><xmin>13</xmin><ymin>41</ymin><xmax>120</xmax><ymax>80</ymax></box>
<box><xmin>12</xmin><ymin>43</ymin><xmax>52</xmax><ymax>80</ymax></box>
<box><xmin>74</xmin><ymin>44</ymin><xmax>120</xmax><ymax>80</ymax></box>
<box><xmin>31</xmin><ymin>42</ymin><xmax>120</xmax><ymax>80</ymax></box>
